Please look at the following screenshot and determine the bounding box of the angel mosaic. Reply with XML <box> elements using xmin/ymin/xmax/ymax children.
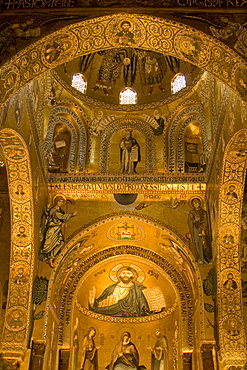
<box><xmin>79</xmin><ymin>48</ymin><xmax>179</xmax><ymax>97</ymax></box>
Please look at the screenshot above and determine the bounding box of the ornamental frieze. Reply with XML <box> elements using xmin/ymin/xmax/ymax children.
<box><xmin>1</xmin><ymin>0</ymin><xmax>247</xmax><ymax>8</ymax></box>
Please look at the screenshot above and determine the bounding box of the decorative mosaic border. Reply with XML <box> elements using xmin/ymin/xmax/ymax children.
<box><xmin>0</xmin><ymin>129</ymin><xmax>34</xmax><ymax>357</ymax></box>
<box><xmin>217</xmin><ymin>129</ymin><xmax>247</xmax><ymax>367</ymax></box>
<box><xmin>48</xmin><ymin>174</ymin><xmax>207</xmax><ymax>183</ymax></box>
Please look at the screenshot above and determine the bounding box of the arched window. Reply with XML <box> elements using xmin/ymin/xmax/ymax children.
<box><xmin>120</xmin><ymin>88</ymin><xmax>137</xmax><ymax>105</ymax></box>
<box><xmin>171</xmin><ymin>74</ymin><xmax>186</xmax><ymax>94</ymax></box>
<box><xmin>71</xmin><ymin>74</ymin><xmax>87</xmax><ymax>93</ymax></box>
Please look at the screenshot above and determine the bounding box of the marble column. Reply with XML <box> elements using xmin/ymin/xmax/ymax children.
<box><xmin>29</xmin><ymin>341</ymin><xmax>46</xmax><ymax>370</ymax></box>
<box><xmin>59</xmin><ymin>349</ymin><xmax>70</xmax><ymax>370</ymax></box>
<box><xmin>201</xmin><ymin>343</ymin><xmax>215</xmax><ymax>370</ymax></box>
<box><xmin>183</xmin><ymin>352</ymin><xmax>192</xmax><ymax>370</ymax></box>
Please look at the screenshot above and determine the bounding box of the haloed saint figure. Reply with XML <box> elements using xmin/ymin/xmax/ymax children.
<box><xmin>115</xmin><ymin>21</ymin><xmax>135</xmax><ymax>46</ymax></box>
<box><xmin>107</xmin><ymin>332</ymin><xmax>140</xmax><ymax>370</ymax></box>
<box><xmin>188</xmin><ymin>197</ymin><xmax>212</xmax><ymax>264</ymax></box>
<box><xmin>81</xmin><ymin>327</ymin><xmax>100</xmax><ymax>370</ymax></box>
<box><xmin>119</xmin><ymin>130</ymin><xmax>141</xmax><ymax>174</ymax></box>
<box><xmin>89</xmin><ymin>267</ymin><xmax>150</xmax><ymax>317</ymax></box>
<box><xmin>39</xmin><ymin>196</ymin><xmax>78</xmax><ymax>268</ymax></box>
<box><xmin>147</xmin><ymin>328</ymin><xmax>168</xmax><ymax>370</ymax></box>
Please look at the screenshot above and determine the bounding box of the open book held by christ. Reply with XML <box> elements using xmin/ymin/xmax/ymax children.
<box><xmin>142</xmin><ymin>286</ymin><xmax>166</xmax><ymax>313</ymax></box>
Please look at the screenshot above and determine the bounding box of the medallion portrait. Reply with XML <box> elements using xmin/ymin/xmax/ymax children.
<box><xmin>105</xmin><ymin>16</ymin><xmax>145</xmax><ymax>48</ymax></box>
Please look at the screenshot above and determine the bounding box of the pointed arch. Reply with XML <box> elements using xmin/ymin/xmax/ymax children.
<box><xmin>44</xmin><ymin>105</ymin><xmax>87</xmax><ymax>173</ymax></box>
<box><xmin>0</xmin><ymin>14</ymin><xmax>247</xmax><ymax>107</ymax></box>
<box><xmin>100</xmin><ymin>118</ymin><xmax>155</xmax><ymax>173</ymax></box>
<box><xmin>42</xmin><ymin>212</ymin><xmax>205</xmax><ymax>361</ymax></box>
<box><xmin>167</xmin><ymin>102</ymin><xmax>210</xmax><ymax>174</ymax></box>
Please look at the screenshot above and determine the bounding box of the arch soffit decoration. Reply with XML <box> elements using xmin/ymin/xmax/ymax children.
<box><xmin>0</xmin><ymin>129</ymin><xmax>34</xmax><ymax>356</ymax></box>
<box><xmin>100</xmin><ymin>118</ymin><xmax>155</xmax><ymax>173</ymax></box>
<box><xmin>43</xmin><ymin>212</ymin><xmax>205</xmax><ymax>347</ymax></box>
<box><xmin>217</xmin><ymin>129</ymin><xmax>247</xmax><ymax>366</ymax></box>
<box><xmin>0</xmin><ymin>14</ymin><xmax>247</xmax><ymax>107</ymax></box>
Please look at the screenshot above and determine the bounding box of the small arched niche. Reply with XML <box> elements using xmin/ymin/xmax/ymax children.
<box><xmin>184</xmin><ymin>121</ymin><xmax>204</xmax><ymax>174</ymax></box>
<box><xmin>48</xmin><ymin>123</ymin><xmax>72</xmax><ymax>174</ymax></box>
<box><xmin>108</xmin><ymin>128</ymin><xmax>145</xmax><ymax>174</ymax></box>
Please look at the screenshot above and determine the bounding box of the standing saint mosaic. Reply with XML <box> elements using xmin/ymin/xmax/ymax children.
<box><xmin>187</xmin><ymin>197</ymin><xmax>212</xmax><ymax>264</ymax></box>
<box><xmin>119</xmin><ymin>130</ymin><xmax>141</xmax><ymax>174</ymax></box>
<box><xmin>39</xmin><ymin>195</ymin><xmax>78</xmax><ymax>268</ymax></box>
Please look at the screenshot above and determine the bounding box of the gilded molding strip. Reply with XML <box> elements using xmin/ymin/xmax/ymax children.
<box><xmin>0</xmin><ymin>129</ymin><xmax>34</xmax><ymax>358</ymax></box>
<box><xmin>47</xmin><ymin>182</ymin><xmax>206</xmax><ymax>197</ymax></box>
<box><xmin>217</xmin><ymin>129</ymin><xmax>247</xmax><ymax>368</ymax></box>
